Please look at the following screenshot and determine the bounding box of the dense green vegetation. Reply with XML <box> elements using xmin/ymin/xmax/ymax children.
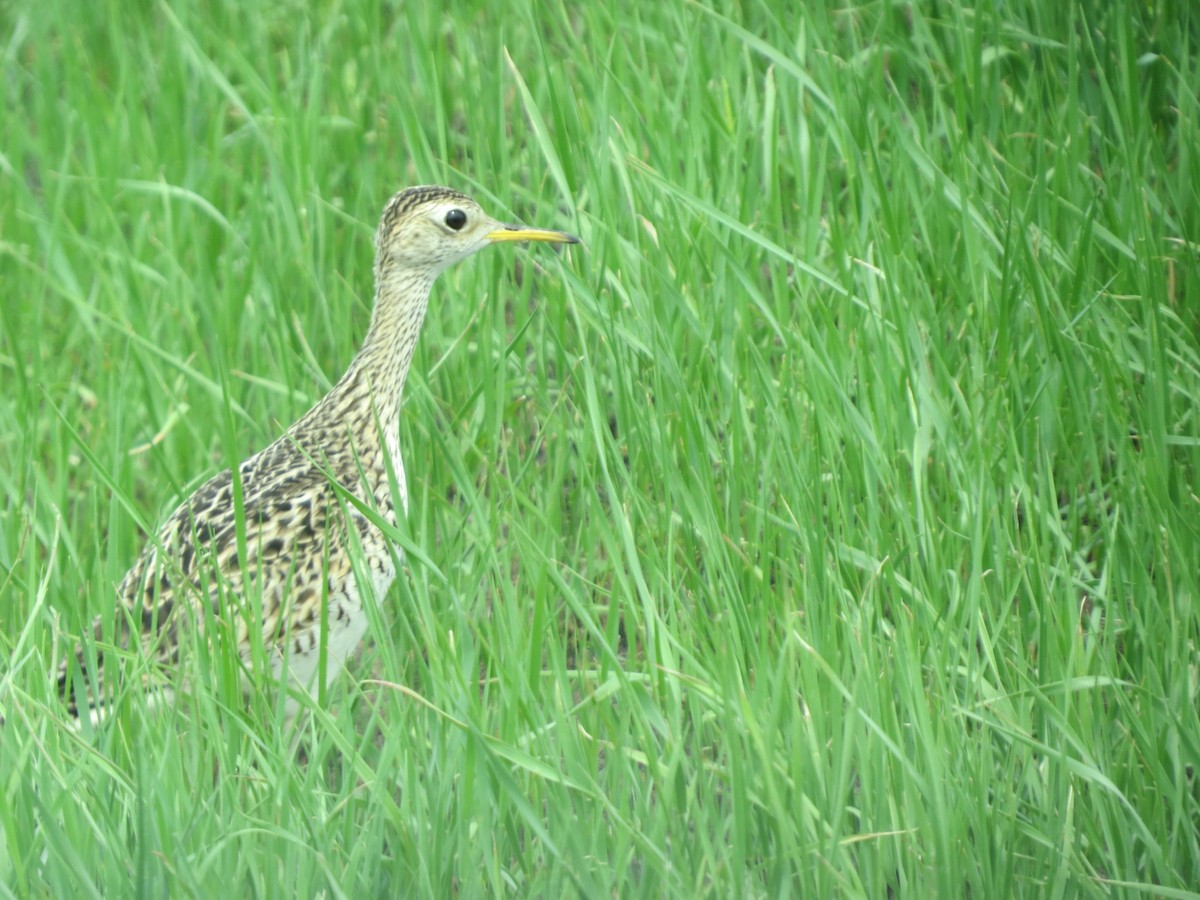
<box><xmin>2</xmin><ymin>0</ymin><xmax>1197</xmax><ymax>895</ymax></box>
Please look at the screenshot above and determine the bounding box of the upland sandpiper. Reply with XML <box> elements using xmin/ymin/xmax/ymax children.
<box><xmin>59</xmin><ymin>186</ymin><xmax>579</xmax><ymax>724</ymax></box>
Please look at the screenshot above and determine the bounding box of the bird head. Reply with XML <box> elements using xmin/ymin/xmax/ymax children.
<box><xmin>374</xmin><ymin>185</ymin><xmax>579</xmax><ymax>278</ymax></box>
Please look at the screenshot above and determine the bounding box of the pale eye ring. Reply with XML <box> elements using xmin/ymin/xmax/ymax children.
<box><xmin>444</xmin><ymin>209</ymin><xmax>467</xmax><ymax>231</ymax></box>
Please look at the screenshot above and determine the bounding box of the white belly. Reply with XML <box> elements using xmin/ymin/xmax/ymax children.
<box><xmin>275</xmin><ymin>445</ymin><xmax>405</xmax><ymax>717</ymax></box>
<box><xmin>274</xmin><ymin>543</ymin><xmax>399</xmax><ymax>718</ymax></box>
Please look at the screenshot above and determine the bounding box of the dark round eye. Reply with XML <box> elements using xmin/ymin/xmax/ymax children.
<box><xmin>444</xmin><ymin>209</ymin><xmax>467</xmax><ymax>231</ymax></box>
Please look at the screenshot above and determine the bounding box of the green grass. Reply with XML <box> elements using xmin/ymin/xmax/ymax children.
<box><xmin>2</xmin><ymin>0</ymin><xmax>1199</xmax><ymax>895</ymax></box>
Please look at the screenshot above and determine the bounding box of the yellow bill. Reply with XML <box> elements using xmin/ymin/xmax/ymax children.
<box><xmin>488</xmin><ymin>225</ymin><xmax>581</xmax><ymax>245</ymax></box>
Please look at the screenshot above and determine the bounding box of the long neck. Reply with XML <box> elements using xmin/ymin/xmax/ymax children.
<box><xmin>351</xmin><ymin>266</ymin><xmax>434</xmax><ymax>418</ymax></box>
<box><xmin>298</xmin><ymin>265</ymin><xmax>433</xmax><ymax>451</ymax></box>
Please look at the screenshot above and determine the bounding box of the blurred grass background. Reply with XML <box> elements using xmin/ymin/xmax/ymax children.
<box><xmin>1</xmin><ymin>0</ymin><xmax>1198</xmax><ymax>895</ymax></box>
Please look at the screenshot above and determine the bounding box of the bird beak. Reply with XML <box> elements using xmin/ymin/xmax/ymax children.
<box><xmin>487</xmin><ymin>225</ymin><xmax>581</xmax><ymax>245</ymax></box>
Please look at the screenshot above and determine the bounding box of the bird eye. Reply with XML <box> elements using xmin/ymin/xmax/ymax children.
<box><xmin>444</xmin><ymin>209</ymin><xmax>468</xmax><ymax>231</ymax></box>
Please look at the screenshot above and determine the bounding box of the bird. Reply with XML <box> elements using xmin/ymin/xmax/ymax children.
<box><xmin>58</xmin><ymin>185</ymin><xmax>579</xmax><ymax>725</ymax></box>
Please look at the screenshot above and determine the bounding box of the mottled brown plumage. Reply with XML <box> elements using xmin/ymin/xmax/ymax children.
<box><xmin>60</xmin><ymin>186</ymin><xmax>578</xmax><ymax>723</ymax></box>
